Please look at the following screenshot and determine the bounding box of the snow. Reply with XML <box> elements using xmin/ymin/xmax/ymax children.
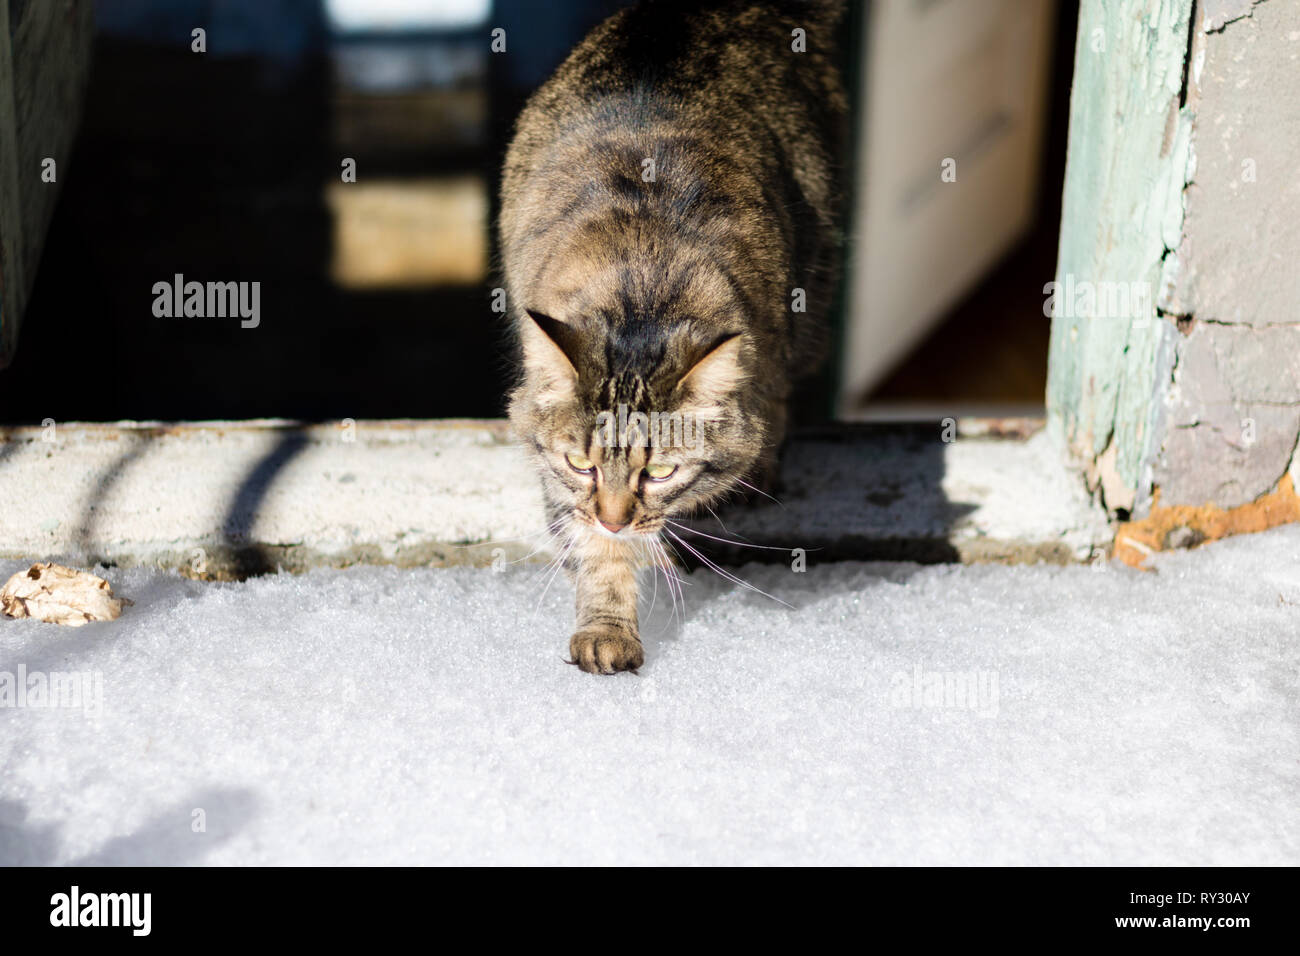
<box><xmin>2</xmin><ymin>525</ymin><xmax>1298</xmax><ymax>865</ymax></box>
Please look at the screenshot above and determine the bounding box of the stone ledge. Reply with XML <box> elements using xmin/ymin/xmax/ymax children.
<box><xmin>0</xmin><ymin>418</ymin><xmax>1111</xmax><ymax>578</ymax></box>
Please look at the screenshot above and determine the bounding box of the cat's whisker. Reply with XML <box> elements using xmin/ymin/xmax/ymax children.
<box><xmin>507</xmin><ymin>523</ymin><xmax>571</xmax><ymax>567</ymax></box>
<box><xmin>703</xmin><ymin>505</ymin><xmax>733</xmax><ymax>535</ymax></box>
<box><xmin>731</xmin><ymin>477</ymin><xmax>785</xmax><ymax>509</ymax></box>
<box><xmin>644</xmin><ymin>539</ymin><xmax>660</xmax><ymax>622</ymax></box>
<box><xmin>534</xmin><ymin>544</ymin><xmax>573</xmax><ymax>610</ymax></box>
<box><xmin>659</xmin><ymin>532</ymin><xmax>703</xmax><ymax>611</ymax></box>
<box><xmin>448</xmin><ymin>518</ymin><xmax>563</xmax><ymax>553</ymax></box>
<box><xmin>667</xmin><ymin>546</ymin><xmax>689</xmax><ymax>628</ymax></box>
<box><xmin>450</xmin><ymin>516</ymin><xmax>571</xmax><ymax>573</ymax></box>
<box><xmin>646</xmin><ymin>537</ymin><xmax>682</xmax><ymax>636</ymax></box>
<box><xmin>665</xmin><ymin>528</ymin><xmax>793</xmax><ymax>609</ymax></box>
<box><xmin>662</xmin><ymin>568</ymin><xmax>682</xmax><ymax>634</ymax></box>
<box><xmin>533</xmin><ymin>525</ymin><xmax>579</xmax><ymax>611</ymax></box>
<box><xmin>665</xmin><ymin>519</ymin><xmax>796</xmax><ymax>552</ymax></box>
<box><xmin>658</xmin><ymin>533</ymin><xmax>693</xmax><ymax>584</ymax></box>
<box><xmin>650</xmin><ymin>535</ymin><xmax>686</xmax><ymax>633</ymax></box>
<box><xmin>529</xmin><ymin>544</ymin><xmax>565</xmax><ymax>598</ymax></box>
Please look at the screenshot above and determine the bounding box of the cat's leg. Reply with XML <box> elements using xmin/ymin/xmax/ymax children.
<box><xmin>567</xmin><ymin>543</ymin><xmax>643</xmax><ymax>674</ymax></box>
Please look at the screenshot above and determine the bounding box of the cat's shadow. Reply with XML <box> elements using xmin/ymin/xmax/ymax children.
<box><xmin>637</xmin><ymin>560</ymin><xmax>794</xmax><ymax>654</ymax></box>
<box><xmin>635</xmin><ymin>555</ymin><xmax>933</xmax><ymax>666</ymax></box>
<box><xmin>636</xmin><ymin>421</ymin><xmax>981</xmax><ymax>664</ymax></box>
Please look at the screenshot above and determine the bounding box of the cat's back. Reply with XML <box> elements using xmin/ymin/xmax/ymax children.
<box><xmin>523</xmin><ymin>0</ymin><xmax>843</xmax><ymax>116</ymax></box>
<box><xmin>501</xmin><ymin>0</ymin><xmax>847</xmax><ymax>376</ymax></box>
<box><xmin>503</xmin><ymin>0</ymin><xmax>845</xmax><ymax>241</ymax></box>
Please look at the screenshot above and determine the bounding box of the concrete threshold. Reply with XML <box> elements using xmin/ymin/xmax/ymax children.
<box><xmin>0</xmin><ymin>419</ymin><xmax>1111</xmax><ymax>578</ymax></box>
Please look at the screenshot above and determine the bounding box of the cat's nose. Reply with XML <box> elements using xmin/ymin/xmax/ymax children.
<box><xmin>598</xmin><ymin>519</ymin><xmax>627</xmax><ymax>534</ymax></box>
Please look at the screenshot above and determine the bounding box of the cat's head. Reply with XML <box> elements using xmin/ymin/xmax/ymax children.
<box><xmin>509</xmin><ymin>301</ymin><xmax>765</xmax><ymax>546</ymax></box>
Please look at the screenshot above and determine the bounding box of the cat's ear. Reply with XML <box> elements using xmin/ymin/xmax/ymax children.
<box><xmin>676</xmin><ymin>332</ymin><xmax>745</xmax><ymax>399</ymax></box>
<box><xmin>522</xmin><ymin>309</ymin><xmax>584</xmax><ymax>393</ymax></box>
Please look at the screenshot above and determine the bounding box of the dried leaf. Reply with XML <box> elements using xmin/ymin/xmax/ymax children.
<box><xmin>1</xmin><ymin>563</ymin><xmax>131</xmax><ymax>627</ymax></box>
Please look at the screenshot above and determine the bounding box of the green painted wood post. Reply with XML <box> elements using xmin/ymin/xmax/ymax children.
<box><xmin>1046</xmin><ymin>0</ymin><xmax>1194</xmax><ymax>516</ymax></box>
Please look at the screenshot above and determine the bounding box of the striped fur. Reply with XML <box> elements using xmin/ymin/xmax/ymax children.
<box><xmin>501</xmin><ymin>0</ymin><xmax>847</xmax><ymax>673</ymax></box>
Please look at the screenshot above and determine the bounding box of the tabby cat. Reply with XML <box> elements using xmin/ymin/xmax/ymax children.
<box><xmin>501</xmin><ymin>0</ymin><xmax>847</xmax><ymax>673</ymax></box>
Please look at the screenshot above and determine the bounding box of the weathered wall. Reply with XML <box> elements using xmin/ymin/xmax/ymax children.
<box><xmin>1154</xmin><ymin>0</ymin><xmax>1300</xmax><ymax>508</ymax></box>
<box><xmin>1049</xmin><ymin>0</ymin><xmax>1300</xmax><ymax>528</ymax></box>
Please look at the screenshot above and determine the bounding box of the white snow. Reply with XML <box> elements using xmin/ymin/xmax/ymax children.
<box><xmin>2</xmin><ymin>525</ymin><xmax>1298</xmax><ymax>865</ymax></box>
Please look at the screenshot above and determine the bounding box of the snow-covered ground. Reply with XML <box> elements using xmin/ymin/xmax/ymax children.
<box><xmin>1</xmin><ymin>526</ymin><xmax>1297</xmax><ymax>865</ymax></box>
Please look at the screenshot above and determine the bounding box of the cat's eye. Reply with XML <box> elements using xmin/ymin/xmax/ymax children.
<box><xmin>644</xmin><ymin>463</ymin><xmax>677</xmax><ymax>481</ymax></box>
<box><xmin>565</xmin><ymin>452</ymin><xmax>595</xmax><ymax>474</ymax></box>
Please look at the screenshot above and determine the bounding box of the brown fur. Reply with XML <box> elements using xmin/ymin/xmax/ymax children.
<box><xmin>501</xmin><ymin>0</ymin><xmax>847</xmax><ymax>673</ymax></box>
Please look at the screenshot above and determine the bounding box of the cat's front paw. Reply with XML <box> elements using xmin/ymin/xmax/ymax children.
<box><xmin>568</xmin><ymin>626</ymin><xmax>644</xmax><ymax>675</ymax></box>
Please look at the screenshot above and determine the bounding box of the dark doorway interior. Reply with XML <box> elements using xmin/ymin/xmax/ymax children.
<box><xmin>0</xmin><ymin>0</ymin><xmax>1075</xmax><ymax>425</ymax></box>
<box><xmin>864</xmin><ymin>0</ymin><xmax>1078</xmax><ymax>415</ymax></box>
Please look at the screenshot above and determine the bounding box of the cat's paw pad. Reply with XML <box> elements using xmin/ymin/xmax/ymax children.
<box><xmin>567</xmin><ymin>627</ymin><xmax>644</xmax><ymax>675</ymax></box>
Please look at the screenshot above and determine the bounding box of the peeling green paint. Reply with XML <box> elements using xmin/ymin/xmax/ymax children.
<box><xmin>1047</xmin><ymin>0</ymin><xmax>1195</xmax><ymax>514</ymax></box>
